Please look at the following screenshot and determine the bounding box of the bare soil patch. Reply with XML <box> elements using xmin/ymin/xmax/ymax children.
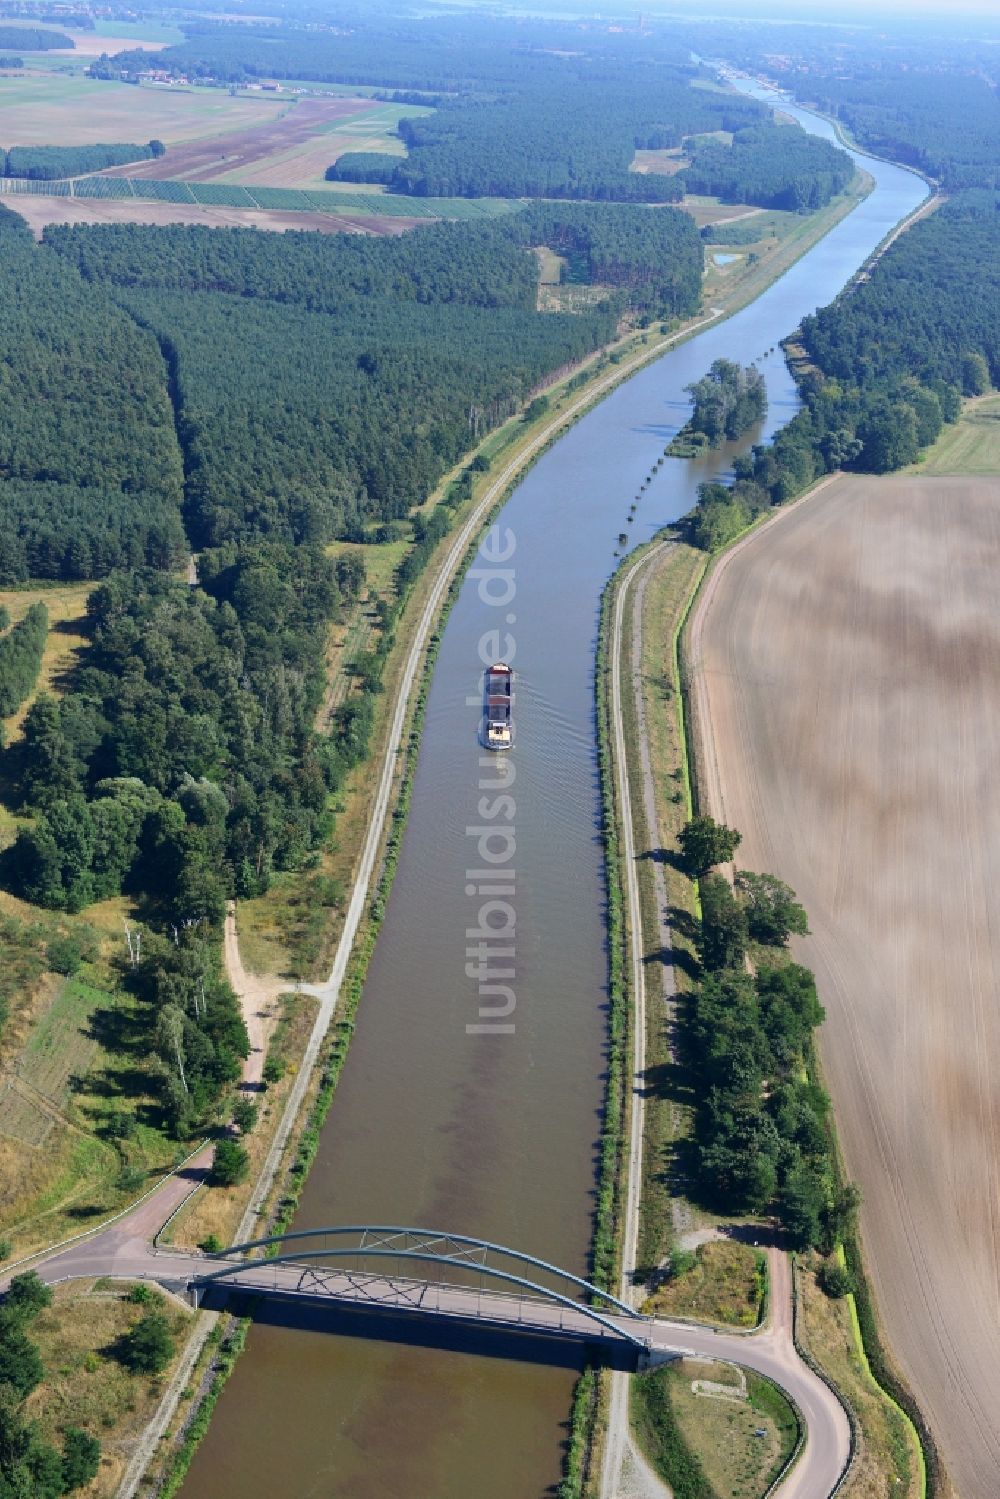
<box><xmin>105</xmin><ymin>96</ymin><xmax>378</xmax><ymax>181</ymax></box>
<box><xmin>11</xmin><ymin>196</ymin><xmax>416</xmax><ymax>237</ymax></box>
<box><xmin>692</xmin><ymin>474</ymin><xmax>1000</xmax><ymax>1496</ymax></box>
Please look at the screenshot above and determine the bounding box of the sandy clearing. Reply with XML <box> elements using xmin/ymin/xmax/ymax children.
<box><xmin>692</xmin><ymin>474</ymin><xmax>1000</xmax><ymax>1497</ymax></box>
<box><xmin>10</xmin><ymin>196</ymin><xmax>418</xmax><ymax>237</ymax></box>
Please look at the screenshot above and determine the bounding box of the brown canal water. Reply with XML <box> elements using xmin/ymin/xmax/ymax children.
<box><xmin>180</xmin><ymin>91</ymin><xmax>926</xmax><ymax>1499</ymax></box>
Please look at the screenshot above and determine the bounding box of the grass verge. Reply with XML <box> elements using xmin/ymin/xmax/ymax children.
<box><xmin>633</xmin><ymin>1358</ymin><xmax>800</xmax><ymax>1499</ymax></box>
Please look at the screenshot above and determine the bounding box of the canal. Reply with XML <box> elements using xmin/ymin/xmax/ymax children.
<box><xmin>180</xmin><ymin>87</ymin><xmax>927</xmax><ymax>1499</ymax></box>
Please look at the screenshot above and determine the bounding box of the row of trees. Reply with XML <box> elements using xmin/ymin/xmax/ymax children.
<box><xmin>1</xmin><ymin>140</ymin><xmax>164</xmax><ymax>180</ymax></box>
<box><xmin>0</xmin><ymin>602</ymin><xmax>46</xmax><ymax>718</ymax></box>
<box><xmin>0</xmin><ymin>1272</ymin><xmax>101</xmax><ymax>1495</ymax></box>
<box><xmin>678</xmin><ymin>816</ymin><xmax>856</xmax><ymax>1249</ymax></box>
<box><xmin>688</xmin><ymin>193</ymin><xmax>997</xmax><ymax>550</ymax></box>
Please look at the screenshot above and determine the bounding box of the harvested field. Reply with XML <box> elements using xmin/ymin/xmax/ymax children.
<box><xmin>630</xmin><ymin>148</ymin><xmax>687</xmax><ymax>175</ymax></box>
<box><xmin>106</xmin><ymin>96</ymin><xmax>379</xmax><ymax>182</ymax></box>
<box><xmin>691</xmin><ymin>474</ymin><xmax>1000</xmax><ymax>1497</ymax></box>
<box><xmin>0</xmin><ymin>75</ymin><xmax>283</xmax><ymax>147</ymax></box>
<box><xmin>44</xmin><ymin>29</ymin><xmax>172</xmax><ymax>55</ymax></box>
<box><xmin>11</xmin><ymin>195</ymin><xmax>417</xmax><ymax>237</ymax></box>
<box><xmin>681</xmin><ymin>195</ymin><xmax>765</xmax><ymax>228</ymax></box>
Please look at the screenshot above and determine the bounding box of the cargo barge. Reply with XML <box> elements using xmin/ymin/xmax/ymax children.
<box><xmin>482</xmin><ymin>663</ymin><xmax>514</xmax><ymax>751</ymax></box>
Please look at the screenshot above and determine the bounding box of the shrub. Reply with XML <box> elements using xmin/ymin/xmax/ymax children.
<box><xmin>120</xmin><ymin>1307</ymin><xmax>174</xmax><ymax>1374</ymax></box>
<box><xmin>232</xmin><ymin>1096</ymin><xmax>258</xmax><ymax>1134</ymax></box>
<box><xmin>62</xmin><ymin>1427</ymin><xmax>101</xmax><ymax>1491</ymax></box>
<box><xmin>818</xmin><ymin>1259</ymin><xmax>853</xmax><ymax>1299</ymax></box>
<box><xmin>210</xmin><ymin>1139</ymin><xmax>250</xmax><ymax>1187</ymax></box>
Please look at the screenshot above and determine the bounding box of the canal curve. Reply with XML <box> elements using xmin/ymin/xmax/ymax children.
<box><xmin>179</xmin><ymin>89</ymin><xmax>927</xmax><ymax>1499</ymax></box>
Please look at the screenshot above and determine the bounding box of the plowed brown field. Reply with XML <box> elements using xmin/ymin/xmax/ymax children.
<box><xmin>104</xmin><ymin>97</ymin><xmax>378</xmax><ymax>181</ymax></box>
<box><xmin>11</xmin><ymin>197</ymin><xmax>417</xmax><ymax>237</ymax></box>
<box><xmin>691</xmin><ymin>474</ymin><xmax>1000</xmax><ymax>1497</ymax></box>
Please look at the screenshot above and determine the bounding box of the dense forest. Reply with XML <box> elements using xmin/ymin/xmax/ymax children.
<box><xmin>329</xmin><ymin>76</ymin><xmax>762</xmax><ymax>204</ymax></box>
<box><xmin>682</xmin><ymin>123</ymin><xmax>852</xmax><ymax>209</ymax></box>
<box><xmin>0</xmin><ymin>207</ymin><xmax>183</xmax><ymax>552</ymax></box>
<box><xmin>689</xmin><ymin>193</ymin><xmax>999</xmax><ymax>548</ymax></box>
<box><xmin>784</xmin><ymin>72</ymin><xmax>1000</xmax><ymax>191</ymax></box>
<box><xmin>46</xmin><ymin>204</ymin><xmax>701</xmax><ymax>546</ymax></box>
<box><xmin>1</xmin><ymin>140</ymin><xmax>164</xmax><ymax>180</ymax></box>
<box><xmin>0</xmin><ymin>479</ymin><xmax>186</xmax><ymax>584</ymax></box>
<box><xmin>0</xmin><ymin>24</ymin><xmax>70</xmax><ymax>48</ymax></box>
<box><xmin>324</xmin><ymin>85</ymin><xmax>849</xmax><ymax>208</ymax></box>
<box><xmin>0</xmin><ymin>602</ymin><xmax>46</xmax><ymax>719</ymax></box>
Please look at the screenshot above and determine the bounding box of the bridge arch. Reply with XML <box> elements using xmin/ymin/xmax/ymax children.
<box><xmin>191</xmin><ymin>1225</ymin><xmax>651</xmax><ymax>1353</ymax></box>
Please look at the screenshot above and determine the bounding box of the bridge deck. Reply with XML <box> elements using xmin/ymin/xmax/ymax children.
<box><xmin>184</xmin><ymin>1258</ymin><xmax>652</xmax><ymax>1351</ymax></box>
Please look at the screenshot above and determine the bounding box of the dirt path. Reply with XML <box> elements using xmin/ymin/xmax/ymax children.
<box><xmin>691</xmin><ymin>473</ymin><xmax>1000</xmax><ymax>1496</ymax></box>
<box><xmin>223</xmin><ymin>902</ymin><xmax>283</xmax><ymax>1092</ymax></box>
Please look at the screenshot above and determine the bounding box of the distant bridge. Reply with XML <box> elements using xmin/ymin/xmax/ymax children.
<box><xmin>178</xmin><ymin>1226</ymin><xmax>656</xmax><ymax>1367</ymax></box>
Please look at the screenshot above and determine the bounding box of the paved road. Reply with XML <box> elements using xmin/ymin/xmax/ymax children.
<box><xmin>21</xmin><ymin>1229</ymin><xmax>848</xmax><ymax>1497</ymax></box>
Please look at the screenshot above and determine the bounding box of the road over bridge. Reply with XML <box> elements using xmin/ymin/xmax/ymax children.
<box><xmin>18</xmin><ymin>1221</ymin><xmax>850</xmax><ymax>1497</ymax></box>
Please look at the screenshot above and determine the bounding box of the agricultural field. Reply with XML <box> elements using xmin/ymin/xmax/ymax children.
<box><xmin>21</xmin><ymin>25</ymin><xmax>173</xmax><ymax>57</ymax></box>
<box><xmin>10</xmin><ymin>194</ymin><xmax>419</xmax><ymax>237</ymax></box>
<box><xmin>909</xmin><ymin>391</ymin><xmax>1000</xmax><ymax>475</ymax></box>
<box><xmin>0</xmin><ymin>74</ymin><xmax>284</xmax><ymax>147</ymax></box>
<box><xmin>212</xmin><ymin>101</ymin><xmax>429</xmax><ymax>189</ymax></box>
<box><xmin>105</xmin><ymin>96</ymin><xmax>388</xmax><ymax>184</ymax></box>
<box><xmin>692</xmin><ymin>474</ymin><xmax>1000</xmax><ymax>1497</ymax></box>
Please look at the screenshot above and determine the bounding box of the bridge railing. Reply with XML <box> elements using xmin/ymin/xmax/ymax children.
<box><xmin>191</xmin><ymin>1227</ymin><xmax>653</xmax><ymax>1352</ymax></box>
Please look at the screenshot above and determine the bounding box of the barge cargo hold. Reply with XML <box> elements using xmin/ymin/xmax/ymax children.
<box><xmin>482</xmin><ymin>662</ymin><xmax>514</xmax><ymax>751</ymax></box>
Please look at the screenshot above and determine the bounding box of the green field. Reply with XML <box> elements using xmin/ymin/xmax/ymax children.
<box><xmin>0</xmin><ymin>172</ymin><xmax>523</xmax><ymax>220</ymax></box>
<box><xmin>0</xmin><ymin>74</ymin><xmax>284</xmax><ymax>147</ymax></box>
<box><xmin>93</xmin><ymin>19</ymin><xmax>185</xmax><ymax>43</ymax></box>
<box><xmin>909</xmin><ymin>392</ymin><xmax>1000</xmax><ymax>474</ymax></box>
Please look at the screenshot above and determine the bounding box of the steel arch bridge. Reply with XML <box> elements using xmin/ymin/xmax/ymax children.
<box><xmin>188</xmin><ymin>1225</ymin><xmax>652</xmax><ymax>1357</ymax></box>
